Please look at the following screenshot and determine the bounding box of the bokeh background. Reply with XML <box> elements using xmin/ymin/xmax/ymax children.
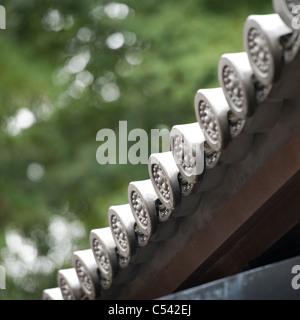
<box><xmin>0</xmin><ymin>0</ymin><xmax>272</xmax><ymax>300</ymax></box>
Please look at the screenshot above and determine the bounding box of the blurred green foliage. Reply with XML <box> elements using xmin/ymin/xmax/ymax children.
<box><xmin>0</xmin><ymin>0</ymin><xmax>272</xmax><ymax>299</ymax></box>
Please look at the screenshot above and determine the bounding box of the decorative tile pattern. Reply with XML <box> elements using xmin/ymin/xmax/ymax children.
<box><xmin>248</xmin><ymin>28</ymin><xmax>271</xmax><ymax>77</ymax></box>
<box><xmin>222</xmin><ymin>65</ymin><xmax>244</xmax><ymax>112</ymax></box>
<box><xmin>92</xmin><ymin>238</ymin><xmax>111</xmax><ymax>275</ymax></box>
<box><xmin>152</xmin><ymin>164</ymin><xmax>171</xmax><ymax>201</ymax></box>
<box><xmin>111</xmin><ymin>214</ymin><xmax>128</xmax><ymax>251</ymax></box>
<box><xmin>59</xmin><ymin>277</ymin><xmax>74</xmax><ymax>300</ymax></box>
<box><xmin>173</xmin><ymin>135</ymin><xmax>196</xmax><ymax>175</ymax></box>
<box><xmin>198</xmin><ymin>100</ymin><xmax>219</xmax><ymax>144</ymax></box>
<box><xmin>131</xmin><ymin>191</ymin><xmax>149</xmax><ymax>228</ymax></box>
<box><xmin>75</xmin><ymin>259</ymin><xmax>93</xmax><ymax>294</ymax></box>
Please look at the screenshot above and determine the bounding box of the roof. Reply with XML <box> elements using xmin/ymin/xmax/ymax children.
<box><xmin>43</xmin><ymin>0</ymin><xmax>300</xmax><ymax>300</ymax></box>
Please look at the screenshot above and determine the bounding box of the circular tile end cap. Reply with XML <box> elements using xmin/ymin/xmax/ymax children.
<box><xmin>148</xmin><ymin>152</ymin><xmax>181</xmax><ymax>209</ymax></box>
<box><xmin>273</xmin><ymin>0</ymin><xmax>300</xmax><ymax>30</ymax></box>
<box><xmin>170</xmin><ymin>123</ymin><xmax>205</xmax><ymax>184</ymax></box>
<box><xmin>128</xmin><ymin>180</ymin><xmax>158</xmax><ymax>237</ymax></box>
<box><xmin>108</xmin><ymin>204</ymin><xmax>137</xmax><ymax>258</ymax></box>
<box><xmin>244</xmin><ymin>14</ymin><xmax>292</xmax><ymax>85</ymax></box>
<box><xmin>194</xmin><ymin>88</ymin><xmax>230</xmax><ymax>152</ymax></box>
<box><xmin>73</xmin><ymin>249</ymin><xmax>101</xmax><ymax>299</ymax></box>
<box><xmin>218</xmin><ymin>52</ymin><xmax>256</xmax><ymax>119</ymax></box>
<box><xmin>90</xmin><ymin>227</ymin><xmax>118</xmax><ymax>282</ymax></box>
